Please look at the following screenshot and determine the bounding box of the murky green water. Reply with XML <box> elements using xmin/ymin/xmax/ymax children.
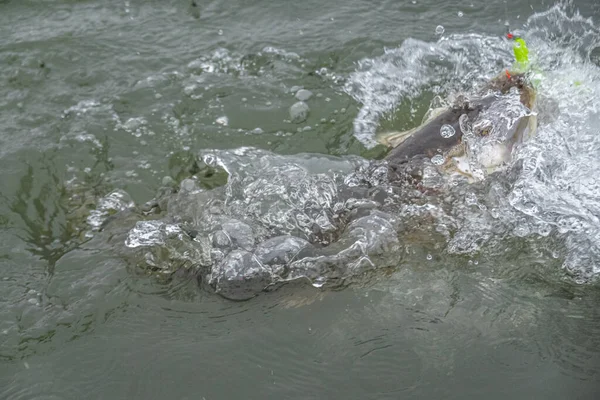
<box><xmin>1</xmin><ymin>0</ymin><xmax>600</xmax><ymax>398</ymax></box>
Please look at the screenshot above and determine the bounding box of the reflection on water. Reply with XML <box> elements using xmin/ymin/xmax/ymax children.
<box><xmin>1</xmin><ymin>0</ymin><xmax>600</xmax><ymax>398</ymax></box>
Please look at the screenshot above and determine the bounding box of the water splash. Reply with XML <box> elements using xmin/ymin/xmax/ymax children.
<box><xmin>343</xmin><ymin>4</ymin><xmax>600</xmax><ymax>283</ymax></box>
<box><xmin>83</xmin><ymin>4</ymin><xmax>600</xmax><ymax>294</ymax></box>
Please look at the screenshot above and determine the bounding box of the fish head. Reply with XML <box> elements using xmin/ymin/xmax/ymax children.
<box><xmin>382</xmin><ymin>72</ymin><xmax>537</xmax><ymax>183</ymax></box>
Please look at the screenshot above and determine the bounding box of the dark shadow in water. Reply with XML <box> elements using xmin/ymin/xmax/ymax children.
<box><xmin>6</xmin><ymin>136</ymin><xmax>114</xmax><ymax>274</ymax></box>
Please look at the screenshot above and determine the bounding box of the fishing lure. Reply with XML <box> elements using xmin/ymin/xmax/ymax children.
<box><xmin>506</xmin><ymin>33</ymin><xmax>530</xmax><ymax>71</ymax></box>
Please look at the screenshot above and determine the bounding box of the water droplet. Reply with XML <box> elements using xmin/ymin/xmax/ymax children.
<box><xmin>457</xmin><ymin>11</ymin><xmax>464</xmax><ymax>17</ymax></box>
<box><xmin>431</xmin><ymin>154</ymin><xmax>445</xmax><ymax>165</ymax></box>
<box><xmin>216</xmin><ymin>116</ymin><xmax>228</xmax><ymax>126</ymax></box>
<box><xmin>435</xmin><ymin>25</ymin><xmax>445</xmax><ymax>35</ymax></box>
<box><xmin>440</xmin><ymin>124</ymin><xmax>455</xmax><ymax>138</ymax></box>
<box><xmin>426</xmin><ymin>254</ymin><xmax>433</xmax><ymax>260</ymax></box>
<box><xmin>218</xmin><ymin>29</ymin><xmax>223</xmax><ymax>36</ymax></box>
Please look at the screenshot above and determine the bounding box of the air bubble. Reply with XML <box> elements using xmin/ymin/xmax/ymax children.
<box><xmin>435</xmin><ymin>25</ymin><xmax>445</xmax><ymax>35</ymax></box>
<box><xmin>440</xmin><ymin>124</ymin><xmax>455</xmax><ymax>138</ymax></box>
<box><xmin>431</xmin><ymin>154</ymin><xmax>445</xmax><ymax>165</ymax></box>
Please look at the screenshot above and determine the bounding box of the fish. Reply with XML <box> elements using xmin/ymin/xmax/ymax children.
<box><xmin>381</xmin><ymin>72</ymin><xmax>537</xmax><ymax>183</ymax></box>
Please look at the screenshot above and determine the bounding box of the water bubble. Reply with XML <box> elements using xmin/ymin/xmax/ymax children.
<box><xmin>435</xmin><ymin>25</ymin><xmax>445</xmax><ymax>35</ymax></box>
<box><xmin>216</xmin><ymin>116</ymin><xmax>229</xmax><ymax>126</ymax></box>
<box><xmin>289</xmin><ymin>101</ymin><xmax>310</xmax><ymax>123</ymax></box>
<box><xmin>440</xmin><ymin>124</ymin><xmax>455</xmax><ymax>138</ymax></box>
<box><xmin>218</xmin><ymin>29</ymin><xmax>223</xmax><ymax>36</ymax></box>
<box><xmin>162</xmin><ymin>176</ymin><xmax>175</xmax><ymax>186</ymax></box>
<box><xmin>431</xmin><ymin>154</ymin><xmax>445</xmax><ymax>165</ymax></box>
<box><xmin>426</xmin><ymin>254</ymin><xmax>433</xmax><ymax>260</ymax></box>
<box><xmin>295</xmin><ymin>89</ymin><xmax>313</xmax><ymax>101</ymax></box>
<box><xmin>514</xmin><ymin>224</ymin><xmax>530</xmax><ymax>237</ymax></box>
<box><xmin>457</xmin><ymin>11</ymin><xmax>464</xmax><ymax>17</ymax></box>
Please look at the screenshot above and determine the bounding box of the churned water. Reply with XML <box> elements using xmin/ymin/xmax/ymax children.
<box><xmin>1</xmin><ymin>1</ymin><xmax>599</xmax><ymax>399</ymax></box>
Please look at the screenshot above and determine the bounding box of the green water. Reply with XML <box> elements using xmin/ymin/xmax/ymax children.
<box><xmin>1</xmin><ymin>0</ymin><xmax>600</xmax><ymax>398</ymax></box>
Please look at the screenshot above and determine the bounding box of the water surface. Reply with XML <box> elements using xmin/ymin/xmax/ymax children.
<box><xmin>1</xmin><ymin>0</ymin><xmax>600</xmax><ymax>399</ymax></box>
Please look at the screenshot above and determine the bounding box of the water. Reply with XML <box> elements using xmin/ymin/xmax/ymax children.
<box><xmin>1</xmin><ymin>0</ymin><xmax>600</xmax><ymax>398</ymax></box>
